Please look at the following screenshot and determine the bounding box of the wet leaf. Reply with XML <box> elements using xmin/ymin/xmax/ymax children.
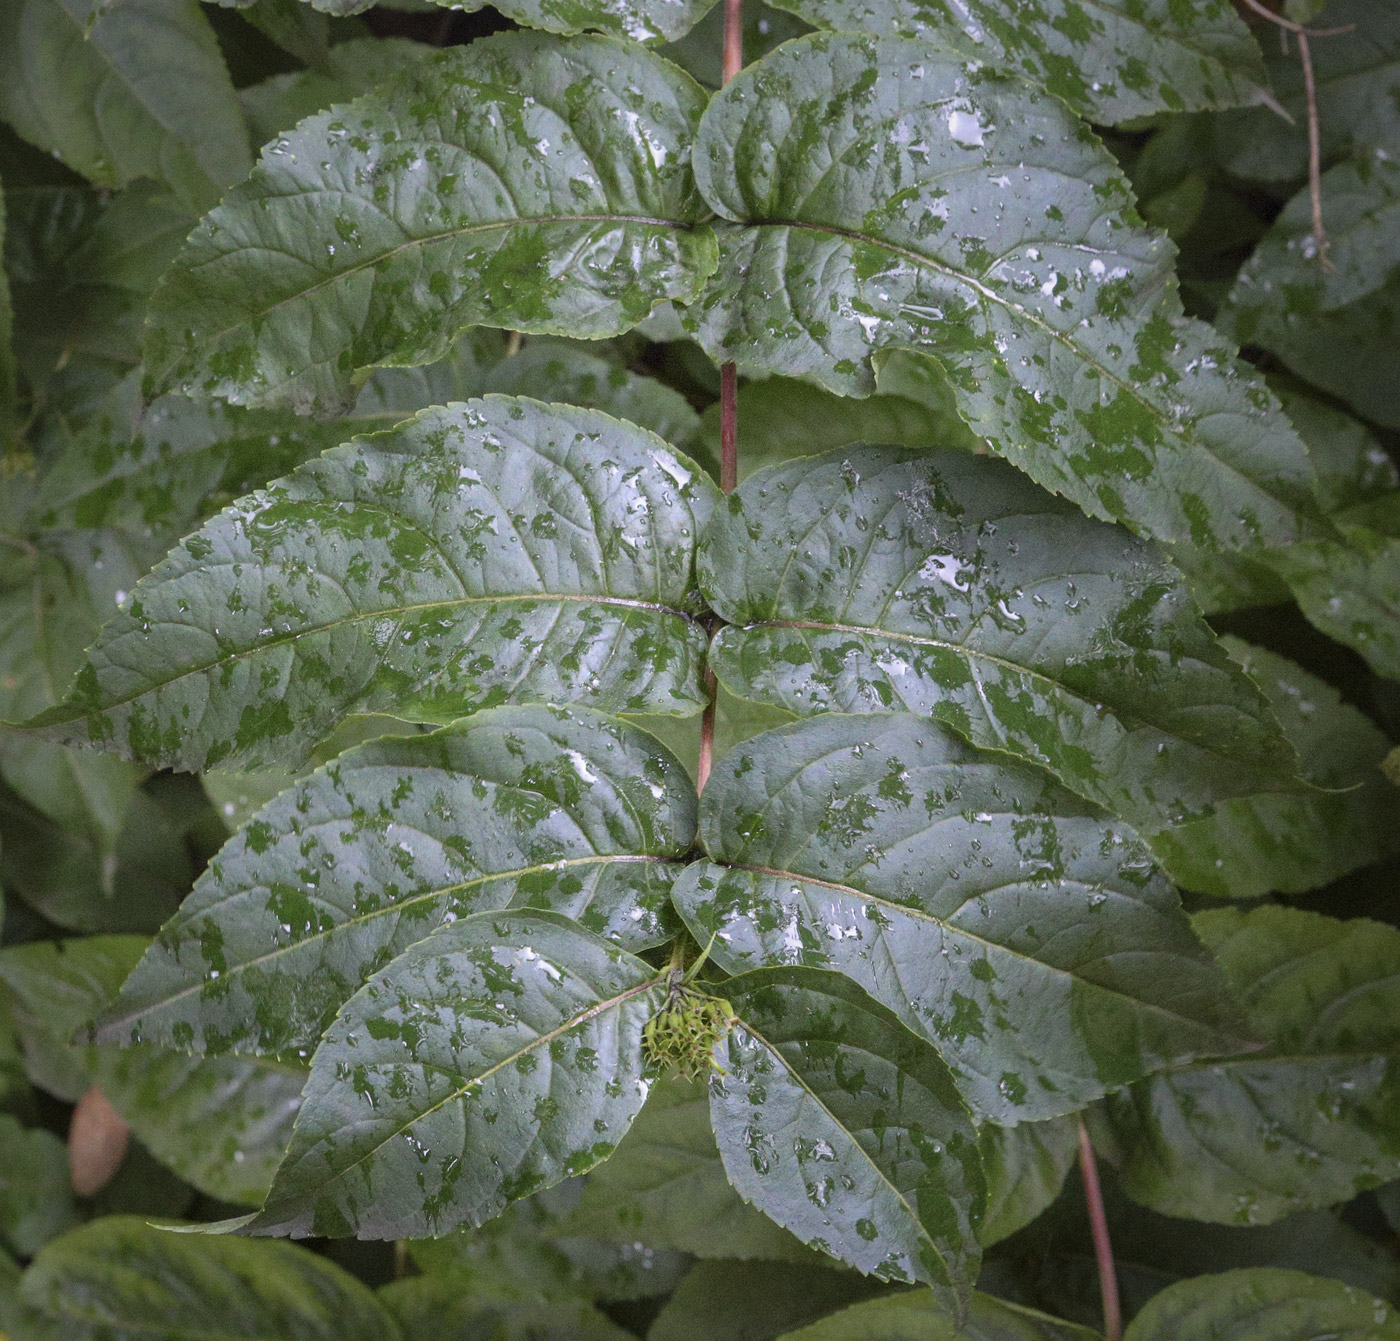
<box><xmin>16</xmin><ymin>1216</ymin><xmax>403</xmax><ymax>1339</ymax></box>
<box><xmin>769</xmin><ymin>0</ymin><xmax>1270</xmax><ymax>124</ymax></box>
<box><xmin>378</xmin><ymin>1276</ymin><xmax>633</xmax><ymax>1341</ymax></box>
<box><xmin>0</xmin><ymin>936</ymin><xmax>306</xmax><ymax>1206</ymax></box>
<box><xmin>558</xmin><ymin>1074</ymin><xmax>815</xmax><ymax>1260</ymax></box>
<box><xmin>1147</xmin><ymin>639</ymin><xmax>1400</xmax><ymax>898</ymax></box>
<box><xmin>30</xmin><ymin>398</ymin><xmax>717</xmax><ymax>772</ymax></box>
<box><xmin>1122</xmin><ymin>1268</ymin><xmax>1400</xmax><ymax>1341</ymax></box>
<box><xmin>687</xmin><ymin>33</ymin><xmax>1324</xmax><ymax>553</ymax></box>
<box><xmin>246</xmin><ymin>909</ymin><xmax>664</xmax><ymax>1237</ymax></box>
<box><xmin>98</xmin><ymin>704</ymin><xmax>696</xmax><ymax>1060</ymax></box>
<box><xmin>977</xmin><ymin>1114</ymin><xmax>1079</xmax><ymax>1247</ymax></box>
<box><xmin>711</xmin><ymin>967</ymin><xmax>984</xmax><ymax>1306</ymax></box>
<box><xmin>1100</xmin><ymin>906</ymin><xmax>1400</xmax><ymax>1226</ymax></box>
<box><xmin>770</xmin><ymin>1290</ymin><xmax>1101</xmax><ymax>1339</ymax></box>
<box><xmin>703</xmin><ymin>445</ymin><xmax>1304</xmax><ymax>833</ymax></box>
<box><xmin>143</xmin><ymin>33</ymin><xmax>717</xmax><ymax>415</ymax></box>
<box><xmin>670</xmin><ymin>713</ymin><xmax>1249</xmax><ymax>1123</ymax></box>
<box><xmin>0</xmin><ymin>0</ymin><xmax>252</xmax><ymax>212</ymax></box>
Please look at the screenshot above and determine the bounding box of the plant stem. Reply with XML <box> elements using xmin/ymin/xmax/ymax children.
<box><xmin>699</xmin><ymin>0</ymin><xmax>744</xmax><ymax>794</ymax></box>
<box><xmin>1078</xmin><ymin>1117</ymin><xmax>1122</xmax><ymax>1341</ymax></box>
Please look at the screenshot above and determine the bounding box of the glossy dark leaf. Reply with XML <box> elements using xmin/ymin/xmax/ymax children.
<box><xmin>0</xmin><ymin>935</ymin><xmax>305</xmax><ymax>1205</ymax></box>
<box><xmin>248</xmin><ymin>910</ymin><xmax>665</xmax><ymax>1237</ymax></box>
<box><xmin>558</xmin><ymin>1074</ymin><xmax>814</xmax><ymax>1260</ymax></box>
<box><xmin>1101</xmin><ymin>906</ymin><xmax>1400</xmax><ymax>1226</ymax></box>
<box><xmin>0</xmin><ymin>0</ymin><xmax>252</xmax><ymax>211</ymax></box>
<box><xmin>16</xmin><ymin>1216</ymin><xmax>403</xmax><ymax>1339</ymax></box>
<box><xmin>687</xmin><ymin>33</ymin><xmax>1324</xmax><ymax>553</ymax></box>
<box><xmin>31</xmin><ymin>398</ymin><xmax>717</xmax><ymax>772</ymax></box>
<box><xmin>143</xmin><ymin>33</ymin><xmax>717</xmax><ymax>415</ymax></box>
<box><xmin>671</xmin><ymin>713</ymin><xmax>1248</xmax><ymax>1124</ymax></box>
<box><xmin>713</xmin><ymin>967</ymin><xmax>984</xmax><ymax>1305</ymax></box>
<box><xmin>977</xmin><ymin>1115</ymin><xmax>1078</xmax><ymax>1247</ymax></box>
<box><xmin>1147</xmin><ymin>640</ymin><xmax>1400</xmax><ymax>898</ymax></box>
<box><xmin>98</xmin><ymin>704</ymin><xmax>696</xmax><ymax>1060</ymax></box>
<box><xmin>769</xmin><ymin>0</ymin><xmax>1270</xmax><ymax>124</ymax></box>
<box><xmin>1122</xmin><ymin>1269</ymin><xmax>1400</xmax><ymax>1341</ymax></box>
<box><xmin>702</xmin><ymin>444</ymin><xmax>1304</xmax><ymax>833</ymax></box>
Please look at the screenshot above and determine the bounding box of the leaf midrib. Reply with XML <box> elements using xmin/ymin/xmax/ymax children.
<box><xmin>715</xmin><ymin>861</ymin><xmax>1236</xmax><ymax>1036</ymax></box>
<box><xmin>97</xmin><ymin>852</ymin><xmax>672</xmax><ymax>1041</ymax></box>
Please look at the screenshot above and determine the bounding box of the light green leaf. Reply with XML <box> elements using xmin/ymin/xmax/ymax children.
<box><xmin>17</xmin><ymin>1216</ymin><xmax>403</xmax><ymax>1339</ymax></box>
<box><xmin>0</xmin><ymin>0</ymin><xmax>252</xmax><ymax>211</ymax></box>
<box><xmin>557</xmin><ymin>1074</ymin><xmax>815</xmax><ymax>1260</ymax></box>
<box><xmin>98</xmin><ymin>704</ymin><xmax>696</xmax><ymax>1061</ymax></box>
<box><xmin>0</xmin><ymin>936</ymin><xmax>305</xmax><ymax>1205</ymax></box>
<box><xmin>712</xmin><ymin>967</ymin><xmax>984</xmax><ymax>1304</ymax></box>
<box><xmin>0</xmin><ymin>1114</ymin><xmax>79</xmax><ymax>1257</ymax></box>
<box><xmin>769</xmin><ymin>0</ymin><xmax>1270</xmax><ymax>124</ymax></box>
<box><xmin>773</xmin><ymin>1291</ymin><xmax>1101</xmax><ymax>1340</ymax></box>
<box><xmin>702</xmin><ymin>445</ymin><xmax>1304</xmax><ymax>833</ymax></box>
<box><xmin>1147</xmin><ymin>639</ymin><xmax>1400</xmax><ymax>898</ymax></box>
<box><xmin>687</xmin><ymin>33</ymin><xmax>1324</xmax><ymax>553</ymax></box>
<box><xmin>670</xmin><ymin>713</ymin><xmax>1249</xmax><ymax>1124</ymax></box>
<box><xmin>1123</xmin><ymin>1269</ymin><xmax>1400</xmax><ymax>1341</ymax></box>
<box><xmin>1102</xmin><ymin>906</ymin><xmax>1400</xmax><ymax>1226</ymax></box>
<box><xmin>144</xmin><ymin>33</ymin><xmax>717</xmax><ymax>415</ymax></box>
<box><xmin>246</xmin><ymin>909</ymin><xmax>664</xmax><ymax>1237</ymax></box>
<box><xmin>31</xmin><ymin>398</ymin><xmax>718</xmax><ymax>773</ymax></box>
<box><xmin>977</xmin><ymin>1115</ymin><xmax>1079</xmax><ymax>1247</ymax></box>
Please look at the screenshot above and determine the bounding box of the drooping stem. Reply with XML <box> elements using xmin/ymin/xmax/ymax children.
<box><xmin>1238</xmin><ymin>0</ymin><xmax>1353</xmax><ymax>271</ymax></box>
<box><xmin>699</xmin><ymin>0</ymin><xmax>744</xmax><ymax>794</ymax></box>
<box><xmin>1078</xmin><ymin>1117</ymin><xmax>1122</xmax><ymax>1341</ymax></box>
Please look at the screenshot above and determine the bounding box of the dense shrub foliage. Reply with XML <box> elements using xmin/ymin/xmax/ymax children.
<box><xmin>1</xmin><ymin>0</ymin><xmax>1400</xmax><ymax>1336</ymax></box>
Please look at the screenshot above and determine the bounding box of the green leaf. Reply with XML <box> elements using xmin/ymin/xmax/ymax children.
<box><xmin>769</xmin><ymin>0</ymin><xmax>1270</xmax><ymax>124</ymax></box>
<box><xmin>772</xmin><ymin>1292</ymin><xmax>1101</xmax><ymax>1340</ymax></box>
<box><xmin>246</xmin><ymin>909</ymin><xmax>665</xmax><ymax>1237</ymax></box>
<box><xmin>557</xmin><ymin>1074</ymin><xmax>815</xmax><ymax>1260</ymax></box>
<box><xmin>144</xmin><ymin>33</ymin><xmax>717</xmax><ymax>415</ymax></box>
<box><xmin>1101</xmin><ymin>906</ymin><xmax>1400</xmax><ymax>1226</ymax></box>
<box><xmin>0</xmin><ymin>0</ymin><xmax>252</xmax><ymax>211</ymax></box>
<box><xmin>712</xmin><ymin>967</ymin><xmax>984</xmax><ymax>1304</ymax></box>
<box><xmin>378</xmin><ymin>1277</ymin><xmax>633</xmax><ymax>1341</ymax></box>
<box><xmin>658</xmin><ymin>0</ymin><xmax>811</xmax><ymax>89</ymax></box>
<box><xmin>1122</xmin><ymin>1269</ymin><xmax>1400</xmax><ymax>1341</ymax></box>
<box><xmin>648</xmin><ymin>1259</ymin><xmax>893</xmax><ymax>1341</ymax></box>
<box><xmin>702</xmin><ymin>444</ymin><xmax>1304</xmax><ymax>833</ymax></box>
<box><xmin>1146</xmin><ymin>639</ymin><xmax>1400</xmax><ymax>898</ymax></box>
<box><xmin>0</xmin><ymin>181</ymin><xmax>17</xmax><ymax>450</ymax></box>
<box><xmin>0</xmin><ymin>1114</ymin><xmax>79</xmax><ymax>1257</ymax></box>
<box><xmin>670</xmin><ymin>713</ymin><xmax>1249</xmax><ymax>1124</ymax></box>
<box><xmin>977</xmin><ymin>1115</ymin><xmax>1078</xmax><ymax>1247</ymax></box>
<box><xmin>0</xmin><ymin>936</ymin><xmax>306</xmax><ymax>1205</ymax></box>
<box><xmin>98</xmin><ymin>704</ymin><xmax>696</xmax><ymax>1060</ymax></box>
<box><xmin>1209</xmin><ymin>0</ymin><xmax>1400</xmax><ymax>185</ymax></box>
<box><xmin>239</xmin><ymin>37</ymin><xmax>436</xmax><ymax>147</ymax></box>
<box><xmin>31</xmin><ymin>398</ymin><xmax>718</xmax><ymax>772</ymax></box>
<box><xmin>17</xmin><ymin>1216</ymin><xmax>403</xmax><ymax>1339</ymax></box>
<box><xmin>687</xmin><ymin>33</ymin><xmax>1324</xmax><ymax>553</ymax></box>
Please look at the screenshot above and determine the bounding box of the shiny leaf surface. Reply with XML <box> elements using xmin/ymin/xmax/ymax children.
<box><xmin>712</xmin><ymin>967</ymin><xmax>984</xmax><ymax>1303</ymax></box>
<box><xmin>687</xmin><ymin>33</ymin><xmax>1323</xmax><ymax>553</ymax></box>
<box><xmin>671</xmin><ymin>713</ymin><xmax>1248</xmax><ymax>1123</ymax></box>
<box><xmin>31</xmin><ymin>398</ymin><xmax>717</xmax><ymax>772</ymax></box>
<box><xmin>143</xmin><ymin>33</ymin><xmax>717</xmax><ymax>414</ymax></box>
<box><xmin>248</xmin><ymin>910</ymin><xmax>664</xmax><ymax>1237</ymax></box>
<box><xmin>702</xmin><ymin>445</ymin><xmax>1303</xmax><ymax>832</ymax></box>
<box><xmin>98</xmin><ymin>705</ymin><xmax>696</xmax><ymax>1060</ymax></box>
<box><xmin>1102</xmin><ymin>906</ymin><xmax>1400</xmax><ymax>1226</ymax></box>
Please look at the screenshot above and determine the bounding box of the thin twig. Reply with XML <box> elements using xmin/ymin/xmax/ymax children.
<box><xmin>1078</xmin><ymin>1118</ymin><xmax>1122</xmax><ymax>1341</ymax></box>
<box><xmin>723</xmin><ymin>0</ymin><xmax>744</xmax><ymax>85</ymax></box>
<box><xmin>1239</xmin><ymin>0</ymin><xmax>1352</xmax><ymax>270</ymax></box>
<box><xmin>697</xmin><ymin>668</ymin><xmax>716</xmax><ymax>792</ymax></box>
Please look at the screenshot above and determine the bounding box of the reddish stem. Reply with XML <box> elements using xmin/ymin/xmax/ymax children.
<box><xmin>719</xmin><ymin>363</ymin><xmax>739</xmax><ymax>493</ymax></box>
<box><xmin>722</xmin><ymin>0</ymin><xmax>743</xmax><ymax>85</ymax></box>
<box><xmin>1078</xmin><ymin>1118</ymin><xmax>1122</xmax><ymax>1341</ymax></box>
